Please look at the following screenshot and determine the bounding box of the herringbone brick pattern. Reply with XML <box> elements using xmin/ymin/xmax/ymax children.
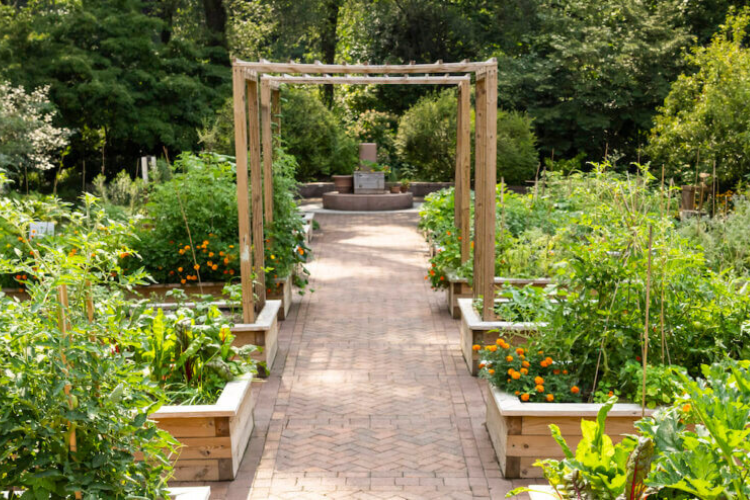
<box><xmin>180</xmin><ymin>210</ymin><xmax>533</xmax><ymax>499</ymax></box>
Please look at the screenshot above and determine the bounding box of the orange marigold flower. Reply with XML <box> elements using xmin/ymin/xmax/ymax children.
<box><xmin>209</xmin><ymin>252</ymin><xmax>214</xmax><ymax>257</ymax></box>
<box><xmin>608</xmin><ymin>391</ymin><xmax>614</xmax><ymax>397</ymax></box>
<box><xmin>488</xmin><ymin>345</ymin><xmax>498</xmax><ymax>352</ymax></box>
<box><xmin>487</xmin><ymin>369</ymin><xmax>495</xmax><ymax>375</ymax></box>
<box><xmin>511</xmin><ymin>371</ymin><xmax>521</xmax><ymax>380</ymax></box>
<box><xmin>479</xmin><ymin>362</ymin><xmax>486</xmax><ymax>369</ymax></box>
<box><xmin>224</xmin><ymin>258</ymin><xmax>230</xmax><ymax>265</ymax></box>
<box><xmin>522</xmin><ymin>361</ymin><xmax>530</xmax><ymax>368</ymax></box>
<box><xmin>545</xmin><ymin>357</ymin><xmax>553</xmax><ymax>364</ymax></box>
<box><xmin>520</xmin><ymin>368</ymin><xmax>528</xmax><ymax>375</ymax></box>
<box><xmin>535</xmin><ymin>385</ymin><xmax>545</xmax><ymax>393</ymax></box>
<box><xmin>181</xmin><ymin>279</ymin><xmax>186</xmax><ymax>284</ymax></box>
<box><xmin>553</xmin><ymin>369</ymin><xmax>561</xmax><ymax>375</ymax></box>
<box><xmin>546</xmin><ymin>394</ymin><xmax>555</xmax><ymax>402</ymax></box>
<box><xmin>514</xmin><ymin>391</ymin><xmax>520</xmax><ymax>395</ymax></box>
<box><xmin>446</xmin><ymin>231</ymin><xmax>451</xmax><ymax>236</ymax></box>
<box><xmin>212</xmin><ymin>265</ymin><xmax>218</xmax><ymax>271</ymax></box>
<box><xmin>682</xmin><ymin>404</ymin><xmax>691</xmax><ymax>413</ymax></box>
<box><xmin>515</xmin><ymin>347</ymin><xmax>525</xmax><ymax>356</ymax></box>
<box><xmin>496</xmin><ymin>339</ymin><xmax>505</xmax><ymax>346</ymax></box>
<box><xmin>563</xmin><ymin>369</ymin><xmax>569</xmax><ymax>375</ymax></box>
<box><xmin>505</xmin><ymin>355</ymin><xmax>514</xmax><ymax>362</ymax></box>
<box><xmin>472</xmin><ymin>345</ymin><xmax>481</xmax><ymax>351</ymax></box>
<box><xmin>440</xmin><ymin>276</ymin><xmax>445</xmax><ymax>281</ymax></box>
<box><xmin>507</xmin><ymin>369</ymin><xmax>514</xmax><ymax>376</ymax></box>
<box><xmin>571</xmin><ymin>386</ymin><xmax>580</xmax><ymax>394</ymax></box>
<box><xmin>178</xmin><ymin>267</ymin><xmax>183</xmax><ymax>272</ymax></box>
<box><xmin>534</xmin><ymin>376</ymin><xmax>544</xmax><ymax>385</ymax></box>
<box><xmin>193</xmin><ymin>264</ymin><xmax>200</xmax><ymax>270</ymax></box>
<box><xmin>521</xmin><ymin>393</ymin><xmax>530</xmax><ymax>402</ymax></box>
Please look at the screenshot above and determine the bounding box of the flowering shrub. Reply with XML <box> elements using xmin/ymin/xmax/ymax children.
<box><xmin>131</xmin><ymin>151</ymin><xmax>310</xmax><ymax>290</ymax></box>
<box><xmin>0</xmin><ymin>81</ymin><xmax>71</xmax><ymax>177</ymax></box>
<box><xmin>478</xmin><ymin>342</ymin><xmax>581</xmax><ymax>403</ymax></box>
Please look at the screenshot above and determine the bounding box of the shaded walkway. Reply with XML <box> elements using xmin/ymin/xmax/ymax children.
<box><xmin>201</xmin><ymin>211</ymin><xmax>532</xmax><ymax>499</ymax></box>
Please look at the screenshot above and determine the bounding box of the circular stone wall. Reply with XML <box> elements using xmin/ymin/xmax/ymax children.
<box><xmin>322</xmin><ymin>192</ymin><xmax>414</xmax><ymax>211</ymax></box>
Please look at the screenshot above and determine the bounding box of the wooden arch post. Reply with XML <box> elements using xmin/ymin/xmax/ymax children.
<box><xmin>474</xmin><ymin>64</ymin><xmax>498</xmax><ymax>321</ymax></box>
<box><xmin>233</xmin><ymin>67</ymin><xmax>268</xmax><ymax>323</ymax></box>
<box><xmin>455</xmin><ymin>79</ymin><xmax>471</xmax><ymax>264</ymax></box>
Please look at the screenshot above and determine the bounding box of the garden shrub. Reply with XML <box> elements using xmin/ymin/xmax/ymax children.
<box><xmin>648</xmin><ymin>8</ymin><xmax>750</xmax><ymax>187</ymax></box>
<box><xmin>679</xmin><ymin>190</ymin><xmax>750</xmax><ymax>276</ymax></box>
<box><xmin>130</xmin><ymin>150</ymin><xmax>310</xmax><ymax>290</ymax></box>
<box><xmin>396</xmin><ymin>90</ymin><xmax>458</xmax><ymax>182</ymax></box>
<box><xmin>275</xmin><ymin>89</ymin><xmax>358</xmax><ymax>180</ymax></box>
<box><xmin>496</xmin><ymin>110</ymin><xmax>538</xmax><ymax>186</ymax></box>
<box><xmin>397</xmin><ymin>91</ymin><xmax>539</xmax><ymax>183</ymax></box>
<box><xmin>0</xmin><ymin>187</ymin><xmax>175</xmax><ymax>498</ymax></box>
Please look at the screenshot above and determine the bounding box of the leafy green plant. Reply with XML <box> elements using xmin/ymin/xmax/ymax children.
<box><xmin>136</xmin><ymin>299</ymin><xmax>258</xmax><ymax>405</ymax></box>
<box><xmin>0</xmin><ymin>183</ymin><xmax>175</xmax><ymax>498</ymax></box>
<box><xmin>508</xmin><ymin>397</ymin><xmax>655</xmax><ymax>499</ymax></box>
<box><xmin>638</xmin><ymin>359</ymin><xmax>750</xmax><ymax>500</ymax></box>
<box><xmin>491</xmin><ymin>284</ymin><xmax>557</xmax><ymax>323</ymax></box>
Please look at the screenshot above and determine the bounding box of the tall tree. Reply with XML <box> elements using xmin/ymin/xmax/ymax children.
<box><xmin>319</xmin><ymin>0</ymin><xmax>342</xmax><ymax>107</ymax></box>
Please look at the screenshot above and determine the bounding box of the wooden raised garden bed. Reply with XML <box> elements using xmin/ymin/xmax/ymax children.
<box><xmin>132</xmin><ymin>282</ymin><xmax>226</xmax><ymax>302</ymax></box>
<box><xmin>133</xmin><ymin>277</ymin><xmax>292</xmax><ymax>321</ymax></box>
<box><xmin>231</xmin><ymin>300</ymin><xmax>281</xmax><ymax>373</ymax></box>
<box><xmin>458</xmin><ymin>298</ymin><xmax>545</xmax><ymax>376</ymax></box>
<box><xmin>485</xmin><ymin>385</ymin><xmax>653</xmax><ymax>479</ymax></box>
<box><xmin>168</xmin><ymin>487</ymin><xmax>212</xmax><ymax>500</ymax></box>
<box><xmin>267</xmin><ymin>274</ymin><xmax>293</xmax><ymax>320</ymax></box>
<box><xmin>150</xmin><ymin>374</ymin><xmax>256</xmax><ymax>482</ymax></box>
<box><xmin>447</xmin><ymin>274</ymin><xmax>552</xmax><ymax>319</ymax></box>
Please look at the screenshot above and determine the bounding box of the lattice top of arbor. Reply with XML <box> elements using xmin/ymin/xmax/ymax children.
<box><xmin>231</xmin><ymin>59</ymin><xmax>498</xmax><ymax>323</ymax></box>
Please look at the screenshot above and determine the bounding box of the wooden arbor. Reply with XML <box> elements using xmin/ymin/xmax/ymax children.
<box><xmin>231</xmin><ymin>59</ymin><xmax>498</xmax><ymax>322</ymax></box>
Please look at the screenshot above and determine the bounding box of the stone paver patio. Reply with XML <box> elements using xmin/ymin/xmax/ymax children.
<box><xmin>181</xmin><ymin>211</ymin><xmax>534</xmax><ymax>499</ymax></box>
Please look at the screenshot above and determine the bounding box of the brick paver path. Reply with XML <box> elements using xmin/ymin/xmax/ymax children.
<box><xmin>193</xmin><ymin>211</ymin><xmax>533</xmax><ymax>499</ymax></box>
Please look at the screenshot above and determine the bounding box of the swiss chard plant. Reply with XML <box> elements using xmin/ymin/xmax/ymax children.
<box><xmin>507</xmin><ymin>397</ymin><xmax>656</xmax><ymax>499</ymax></box>
<box><xmin>135</xmin><ymin>296</ymin><xmax>259</xmax><ymax>405</ymax></box>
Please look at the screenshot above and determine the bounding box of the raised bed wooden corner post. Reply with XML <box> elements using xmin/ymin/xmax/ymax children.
<box><xmin>232</xmin><ymin>66</ymin><xmax>255</xmax><ymax>324</ymax></box>
<box><xmin>474</xmin><ymin>61</ymin><xmax>498</xmax><ymax>321</ymax></box>
<box><xmin>456</xmin><ymin>79</ymin><xmax>472</xmax><ymax>264</ymax></box>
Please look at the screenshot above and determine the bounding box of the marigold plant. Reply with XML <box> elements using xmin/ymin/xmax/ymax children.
<box><xmin>478</xmin><ymin>340</ymin><xmax>581</xmax><ymax>403</ymax></box>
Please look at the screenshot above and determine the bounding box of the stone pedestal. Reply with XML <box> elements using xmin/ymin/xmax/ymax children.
<box><xmin>354</xmin><ymin>172</ymin><xmax>385</xmax><ymax>194</ymax></box>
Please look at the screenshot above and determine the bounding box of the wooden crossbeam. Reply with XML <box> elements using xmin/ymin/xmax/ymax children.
<box><xmin>262</xmin><ymin>75</ymin><xmax>470</xmax><ymax>85</ymax></box>
<box><xmin>234</xmin><ymin>58</ymin><xmax>494</xmax><ymax>75</ymax></box>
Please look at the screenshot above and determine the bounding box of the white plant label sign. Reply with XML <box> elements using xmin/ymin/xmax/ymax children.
<box><xmin>29</xmin><ymin>221</ymin><xmax>55</xmax><ymax>240</ymax></box>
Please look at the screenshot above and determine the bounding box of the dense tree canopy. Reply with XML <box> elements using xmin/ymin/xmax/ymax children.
<box><xmin>0</xmin><ymin>0</ymin><xmax>747</xmax><ymax>186</ymax></box>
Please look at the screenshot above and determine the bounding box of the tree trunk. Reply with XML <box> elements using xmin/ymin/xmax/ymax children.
<box><xmin>202</xmin><ymin>0</ymin><xmax>227</xmax><ymax>47</ymax></box>
<box><xmin>320</xmin><ymin>0</ymin><xmax>342</xmax><ymax>108</ymax></box>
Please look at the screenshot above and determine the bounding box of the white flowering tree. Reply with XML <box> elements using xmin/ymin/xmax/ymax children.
<box><xmin>0</xmin><ymin>82</ymin><xmax>71</xmax><ymax>180</ymax></box>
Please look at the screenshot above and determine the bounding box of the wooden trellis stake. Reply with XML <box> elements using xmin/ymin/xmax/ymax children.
<box><xmin>57</xmin><ymin>285</ymin><xmax>82</xmax><ymax>500</ymax></box>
